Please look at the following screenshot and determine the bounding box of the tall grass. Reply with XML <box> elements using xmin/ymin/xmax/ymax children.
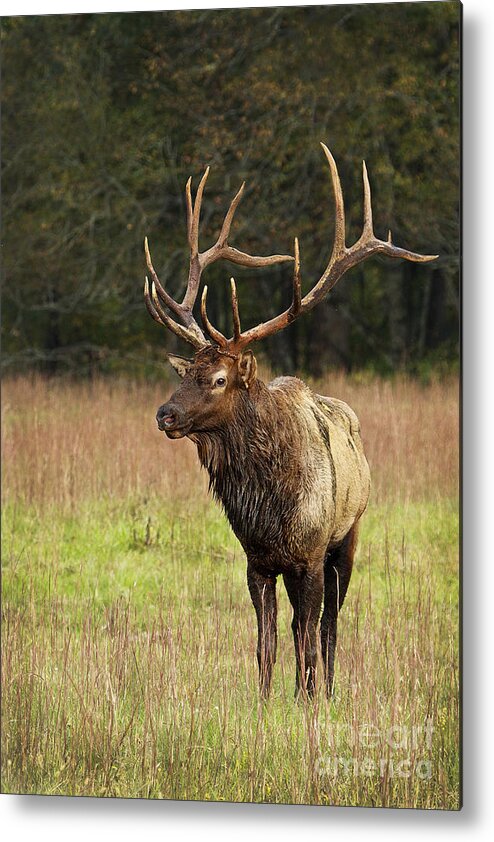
<box><xmin>1</xmin><ymin>372</ymin><xmax>459</xmax><ymax>807</ymax></box>
<box><xmin>1</xmin><ymin>371</ymin><xmax>458</xmax><ymax>509</ymax></box>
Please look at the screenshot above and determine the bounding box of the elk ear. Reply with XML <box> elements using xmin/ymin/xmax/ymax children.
<box><xmin>168</xmin><ymin>354</ymin><xmax>193</xmax><ymax>378</ymax></box>
<box><xmin>238</xmin><ymin>350</ymin><xmax>257</xmax><ymax>389</ymax></box>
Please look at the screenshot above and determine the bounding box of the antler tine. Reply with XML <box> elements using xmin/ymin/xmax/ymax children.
<box><xmin>144</xmin><ymin>277</ymin><xmax>164</xmax><ymax>326</ymax></box>
<box><xmin>218</xmin><ymin>183</ymin><xmax>245</xmax><ymax>248</ymax></box>
<box><xmin>189</xmin><ymin>167</ymin><xmax>210</xmax><ymax>257</ymax></box>
<box><xmin>201</xmin><ymin>286</ymin><xmax>228</xmax><ymax>348</ymax></box>
<box><xmin>320</xmin><ymin>142</ymin><xmax>346</xmax><ymax>261</ymax></box>
<box><xmin>144</xmin><ymin>237</ymin><xmax>185</xmax><ymax>319</ymax></box>
<box><xmin>351</xmin><ymin>160</ymin><xmax>438</xmax><ymax>263</ymax></box>
<box><xmin>185</xmin><ymin>176</ymin><xmax>193</xmax><ymax>242</ymax></box>
<box><xmin>290</xmin><ymin>237</ymin><xmax>302</xmax><ymax>318</ymax></box>
<box><xmin>180</xmin><ymin>167</ymin><xmax>211</xmax><ymax>314</ymax></box>
<box><xmin>217</xmin><ymin>247</ymin><xmax>295</xmax><ymax>269</ymax></box>
<box><xmin>143</xmin><ymin>237</ymin><xmax>208</xmax><ymax>347</ymax></box>
<box><xmin>200</xmin><ymin>179</ymin><xmax>294</xmax><ymax>271</ymax></box>
<box><xmin>146</xmin><ymin>279</ymin><xmax>206</xmax><ymax>349</ymax></box>
<box><xmin>230</xmin><ymin>277</ymin><xmax>242</xmax><ymax>343</ymax></box>
<box><xmin>361</xmin><ymin>160</ymin><xmax>374</xmax><ymax>238</ymax></box>
<box><xmin>145</xmin><ymin>277</ymin><xmax>191</xmax><ymax>342</ymax></box>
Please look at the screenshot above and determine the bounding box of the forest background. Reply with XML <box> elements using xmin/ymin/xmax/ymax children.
<box><xmin>1</xmin><ymin>1</ymin><xmax>460</xmax><ymax>378</ymax></box>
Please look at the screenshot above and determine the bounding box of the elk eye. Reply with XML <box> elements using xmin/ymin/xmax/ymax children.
<box><xmin>215</xmin><ymin>377</ymin><xmax>226</xmax><ymax>387</ymax></box>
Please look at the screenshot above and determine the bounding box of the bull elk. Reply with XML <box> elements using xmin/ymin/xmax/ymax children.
<box><xmin>143</xmin><ymin>144</ymin><xmax>437</xmax><ymax>698</ymax></box>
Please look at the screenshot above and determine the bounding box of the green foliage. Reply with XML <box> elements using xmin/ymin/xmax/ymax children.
<box><xmin>2</xmin><ymin>494</ymin><xmax>459</xmax><ymax>806</ymax></box>
<box><xmin>1</xmin><ymin>3</ymin><xmax>460</xmax><ymax>375</ymax></box>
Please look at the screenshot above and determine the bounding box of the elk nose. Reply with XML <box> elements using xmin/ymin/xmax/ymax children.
<box><xmin>156</xmin><ymin>403</ymin><xmax>180</xmax><ymax>431</ymax></box>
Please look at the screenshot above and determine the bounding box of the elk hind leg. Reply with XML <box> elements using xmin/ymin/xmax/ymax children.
<box><xmin>321</xmin><ymin>523</ymin><xmax>358</xmax><ymax>698</ymax></box>
<box><xmin>283</xmin><ymin>568</ymin><xmax>324</xmax><ymax>699</ymax></box>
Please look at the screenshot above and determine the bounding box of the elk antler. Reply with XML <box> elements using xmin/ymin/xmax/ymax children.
<box><xmin>200</xmin><ymin>143</ymin><xmax>438</xmax><ymax>353</ymax></box>
<box><xmin>144</xmin><ymin>167</ymin><xmax>294</xmax><ymax>350</ymax></box>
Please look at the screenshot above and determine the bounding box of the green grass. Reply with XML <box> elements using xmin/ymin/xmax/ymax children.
<box><xmin>1</xmin><ymin>493</ymin><xmax>459</xmax><ymax>807</ymax></box>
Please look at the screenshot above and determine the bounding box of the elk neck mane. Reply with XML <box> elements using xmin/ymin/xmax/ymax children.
<box><xmin>189</xmin><ymin>377</ymin><xmax>311</xmax><ymax>551</ymax></box>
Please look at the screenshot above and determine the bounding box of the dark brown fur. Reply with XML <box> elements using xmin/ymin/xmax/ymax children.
<box><xmin>157</xmin><ymin>347</ymin><xmax>370</xmax><ymax>698</ymax></box>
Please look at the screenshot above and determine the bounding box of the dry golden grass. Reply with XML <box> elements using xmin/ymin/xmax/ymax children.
<box><xmin>1</xmin><ymin>371</ymin><xmax>458</xmax><ymax>509</ymax></box>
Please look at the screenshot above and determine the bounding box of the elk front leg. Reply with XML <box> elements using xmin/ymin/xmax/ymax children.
<box><xmin>247</xmin><ymin>564</ymin><xmax>277</xmax><ymax>699</ymax></box>
<box><xmin>321</xmin><ymin>524</ymin><xmax>358</xmax><ymax>698</ymax></box>
<box><xmin>283</xmin><ymin>567</ymin><xmax>324</xmax><ymax>699</ymax></box>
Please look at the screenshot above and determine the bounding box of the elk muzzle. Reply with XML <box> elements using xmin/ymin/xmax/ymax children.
<box><xmin>156</xmin><ymin>402</ymin><xmax>190</xmax><ymax>438</ymax></box>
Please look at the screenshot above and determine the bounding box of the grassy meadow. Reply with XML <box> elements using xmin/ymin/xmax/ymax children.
<box><xmin>1</xmin><ymin>371</ymin><xmax>460</xmax><ymax>808</ymax></box>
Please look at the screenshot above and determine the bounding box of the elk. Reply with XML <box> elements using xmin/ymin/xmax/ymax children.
<box><xmin>143</xmin><ymin>144</ymin><xmax>437</xmax><ymax>698</ymax></box>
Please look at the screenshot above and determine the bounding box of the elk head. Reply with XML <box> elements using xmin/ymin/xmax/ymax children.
<box><xmin>156</xmin><ymin>346</ymin><xmax>257</xmax><ymax>439</ymax></box>
<box><xmin>146</xmin><ymin>144</ymin><xmax>437</xmax><ymax>436</ymax></box>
